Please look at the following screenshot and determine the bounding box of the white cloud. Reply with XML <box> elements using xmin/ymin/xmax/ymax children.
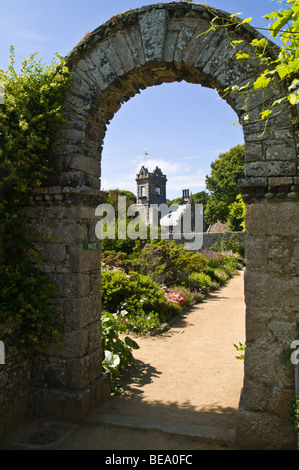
<box><xmin>133</xmin><ymin>157</ymin><xmax>190</xmax><ymax>176</ymax></box>
<box><xmin>166</xmin><ymin>170</ymin><xmax>206</xmax><ymax>194</ymax></box>
<box><xmin>100</xmin><ymin>174</ymin><xmax>136</xmax><ymax>194</ymax></box>
<box><xmin>102</xmin><ymin>158</ymin><xmax>206</xmax><ymax>199</ymax></box>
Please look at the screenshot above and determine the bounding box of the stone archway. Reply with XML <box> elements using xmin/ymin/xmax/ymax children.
<box><xmin>31</xmin><ymin>3</ymin><xmax>299</xmax><ymax>449</ymax></box>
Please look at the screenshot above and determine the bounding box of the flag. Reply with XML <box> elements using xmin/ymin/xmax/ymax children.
<box><xmin>145</xmin><ymin>152</ymin><xmax>149</xmax><ymax>157</ymax></box>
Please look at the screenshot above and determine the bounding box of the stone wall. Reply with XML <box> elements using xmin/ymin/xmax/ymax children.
<box><xmin>27</xmin><ymin>187</ymin><xmax>111</xmax><ymax>421</ymax></box>
<box><xmin>0</xmin><ymin>325</ymin><xmax>34</xmax><ymax>439</ymax></box>
<box><xmin>172</xmin><ymin>231</ymin><xmax>245</xmax><ymax>251</ymax></box>
<box><xmin>236</xmin><ymin>198</ymin><xmax>299</xmax><ymax>449</ymax></box>
<box><xmin>201</xmin><ymin>231</ymin><xmax>245</xmax><ymax>251</ymax></box>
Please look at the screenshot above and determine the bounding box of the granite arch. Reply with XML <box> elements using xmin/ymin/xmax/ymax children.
<box><xmin>29</xmin><ymin>2</ymin><xmax>299</xmax><ymax>449</ymax></box>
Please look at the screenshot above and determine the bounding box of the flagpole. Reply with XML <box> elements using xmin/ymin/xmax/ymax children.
<box><xmin>144</xmin><ymin>150</ymin><xmax>149</xmax><ymax>168</ymax></box>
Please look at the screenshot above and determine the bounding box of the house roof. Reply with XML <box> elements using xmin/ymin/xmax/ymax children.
<box><xmin>207</xmin><ymin>221</ymin><xmax>228</xmax><ymax>233</ymax></box>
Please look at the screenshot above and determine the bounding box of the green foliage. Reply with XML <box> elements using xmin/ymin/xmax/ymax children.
<box><xmin>234</xmin><ymin>341</ymin><xmax>246</xmax><ymax>360</ymax></box>
<box><xmin>0</xmin><ymin>48</ymin><xmax>72</xmax><ymax>350</ymax></box>
<box><xmin>255</xmin><ymin>1</ymin><xmax>299</xmax><ymax>109</ymax></box>
<box><xmin>201</xmin><ymin>248</ymin><xmax>245</xmax><ymax>277</ymax></box>
<box><xmin>100</xmin><ymin>269</ymin><xmax>181</xmax><ymax>335</ymax></box>
<box><xmin>205</xmin><ymin>145</ymin><xmax>245</xmax><ymax>226</ymax></box>
<box><xmin>187</xmin><ymin>271</ymin><xmax>216</xmax><ymax>294</ymax></box>
<box><xmin>133</xmin><ymin>239</ymin><xmax>189</xmax><ymax>286</ymax></box>
<box><xmin>100</xmin><ymin>189</ymin><xmax>149</xmax><ymax>254</ymax></box>
<box><xmin>213</xmin><ymin>268</ymin><xmax>230</xmax><ymax>285</ymax></box>
<box><xmin>209</xmin><ymin>234</ymin><xmax>246</xmax><ymax>258</ymax></box>
<box><xmin>228</xmin><ymin>194</ymin><xmax>246</xmax><ymax>232</ymax></box>
<box><xmin>289</xmin><ymin>392</ymin><xmax>299</xmax><ymax>435</ymax></box>
<box><xmin>101</xmin><ymin>250</ymin><xmax>133</xmax><ymax>273</ymax></box>
<box><xmin>168</xmin><ymin>191</ymin><xmax>209</xmax><ymax>210</ymax></box>
<box><xmin>166</xmin><ymin>284</ymin><xmax>205</xmax><ymax>305</ymax></box>
<box><xmin>100</xmin><ymin>240</ymin><xmax>245</xmax><ymax>389</ymax></box>
<box><xmin>204</xmin><ymin>1</ymin><xmax>299</xmax><ymax>130</ymax></box>
<box><xmin>101</xmin><ymin>225</ymin><xmax>136</xmax><ymax>254</ymax></box>
<box><xmin>101</xmin><ymin>311</ymin><xmax>139</xmax><ymax>393</ymax></box>
<box><xmin>104</xmin><ymin>189</ymin><xmax>137</xmax><ymax>213</ymax></box>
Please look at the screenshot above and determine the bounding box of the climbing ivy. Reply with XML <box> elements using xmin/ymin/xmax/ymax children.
<box><xmin>201</xmin><ymin>0</ymin><xmax>299</xmax><ymax>130</ymax></box>
<box><xmin>0</xmin><ymin>47</ymin><xmax>72</xmax><ymax>350</ymax></box>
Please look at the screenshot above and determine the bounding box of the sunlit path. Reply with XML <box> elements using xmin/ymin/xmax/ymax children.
<box><xmin>86</xmin><ymin>271</ymin><xmax>245</xmax><ymax>446</ymax></box>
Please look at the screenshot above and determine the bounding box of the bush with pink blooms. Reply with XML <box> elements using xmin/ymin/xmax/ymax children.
<box><xmin>101</xmin><ymin>239</ymin><xmax>245</xmax><ymax>337</ymax></box>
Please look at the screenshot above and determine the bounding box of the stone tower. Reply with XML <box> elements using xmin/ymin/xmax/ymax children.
<box><xmin>136</xmin><ymin>165</ymin><xmax>167</xmax><ymax>207</ymax></box>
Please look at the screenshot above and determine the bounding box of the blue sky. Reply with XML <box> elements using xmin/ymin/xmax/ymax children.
<box><xmin>1</xmin><ymin>1</ymin><xmax>278</xmax><ymax>200</ymax></box>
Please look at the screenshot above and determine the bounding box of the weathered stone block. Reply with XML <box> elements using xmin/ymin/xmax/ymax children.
<box><xmin>66</xmin><ymin>347</ymin><xmax>102</xmax><ymax>390</ymax></box>
<box><xmin>195</xmin><ymin>27</ymin><xmax>226</xmax><ymax>71</ymax></box>
<box><xmin>173</xmin><ymin>25</ymin><xmax>197</xmax><ymax>63</ymax></box>
<box><xmin>268</xmin><ymin>176</ymin><xmax>293</xmax><ymax>186</ymax></box>
<box><xmin>245</xmin><ymin>270</ymin><xmax>299</xmax><ymax>308</ymax></box>
<box><xmin>242</xmin><ymin>378</ymin><xmax>271</xmax><ymax>411</ymax></box>
<box><xmin>89</xmin><ymin>47</ymin><xmax>117</xmax><ymax>85</ymax></box>
<box><xmin>46</xmin><ymin>320</ymin><xmax>101</xmax><ymax>358</ymax></box>
<box><xmin>163</xmin><ymin>31</ymin><xmax>178</xmax><ymax>63</ymax></box>
<box><xmin>99</xmin><ymin>39</ymin><xmax>125</xmax><ymax>76</ymax></box>
<box><xmin>85</xmin><ymin>66</ymin><xmax>108</xmax><ymax>92</ymax></box>
<box><xmin>109</xmin><ymin>33</ymin><xmax>135</xmax><ymax>73</ymax></box>
<box><xmin>63</xmin><ymin>294</ymin><xmax>101</xmax><ymax>329</ymax></box>
<box><xmin>33</xmin><ymin>372</ymin><xmax>110</xmax><ymax>421</ymax></box>
<box><xmin>52</xmin><ymin>222</ymin><xmax>88</xmax><ymax>244</ymax></box>
<box><xmin>123</xmin><ymin>25</ymin><xmax>145</xmax><ymax>67</ymax></box>
<box><xmin>68</xmin><ymin>244</ymin><xmax>101</xmax><ymax>273</ymax></box>
<box><xmin>42</xmin><ymin>243</ymin><xmax>67</xmax><ymax>263</ymax></box>
<box><xmin>237</xmin><ymin>404</ymin><xmax>296</xmax><ymax>449</ymax></box>
<box><xmin>67</xmin><ymin>154</ymin><xmax>100</xmax><ymax>178</ymax></box>
<box><xmin>51</xmin><ymin>272</ymin><xmax>91</xmax><ymax>298</ymax></box>
<box><xmin>245</xmin><ymin>142</ymin><xmax>263</xmax><ymax>163</ymax></box>
<box><xmin>139</xmin><ymin>9</ymin><xmax>168</xmax><ymax>62</ymax></box>
<box><xmin>246</xmin><ymin>200</ymin><xmax>299</xmax><ymax>236</ymax></box>
<box><xmin>244</xmin><ymin>235</ymin><xmax>268</xmax><ymax>269</ymax></box>
<box><xmin>266</xmin><ymin>144</ymin><xmax>296</xmax><ymax>161</ymax></box>
<box><xmin>245</xmin><ymin>160</ymin><xmax>296</xmax><ymax>177</ymax></box>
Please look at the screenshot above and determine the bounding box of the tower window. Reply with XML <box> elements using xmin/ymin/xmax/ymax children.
<box><xmin>155</xmin><ymin>187</ymin><xmax>160</xmax><ymax>195</ymax></box>
<box><xmin>141</xmin><ymin>186</ymin><xmax>145</xmax><ymax>196</ymax></box>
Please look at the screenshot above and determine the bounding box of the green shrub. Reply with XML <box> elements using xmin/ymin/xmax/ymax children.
<box><xmin>168</xmin><ymin>285</ymin><xmax>205</xmax><ymax>305</ymax></box>
<box><xmin>133</xmin><ymin>239</ymin><xmax>189</xmax><ymax>285</ymax></box>
<box><xmin>179</xmin><ymin>251</ymin><xmax>208</xmax><ymax>273</ymax></box>
<box><xmin>101</xmin><ymin>311</ymin><xmax>139</xmax><ymax>393</ymax></box>
<box><xmin>100</xmin><ymin>270</ymin><xmax>182</xmax><ymax>334</ymax></box>
<box><xmin>213</xmin><ymin>268</ymin><xmax>230</xmax><ymax>284</ymax></box>
<box><xmin>187</xmin><ymin>272</ymin><xmax>217</xmax><ymax>294</ymax></box>
<box><xmin>101</xmin><ymin>241</ymin><xmax>244</xmax><ymax>337</ymax></box>
<box><xmin>126</xmin><ymin>310</ymin><xmax>163</xmax><ymax>336</ymax></box>
<box><xmin>210</xmin><ymin>235</ymin><xmax>245</xmax><ymax>258</ymax></box>
<box><xmin>101</xmin><ymin>250</ymin><xmax>133</xmax><ymax>273</ymax></box>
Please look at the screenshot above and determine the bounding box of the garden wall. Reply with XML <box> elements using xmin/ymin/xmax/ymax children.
<box><xmin>0</xmin><ymin>325</ymin><xmax>34</xmax><ymax>439</ymax></box>
<box><xmin>201</xmin><ymin>231</ymin><xmax>245</xmax><ymax>251</ymax></box>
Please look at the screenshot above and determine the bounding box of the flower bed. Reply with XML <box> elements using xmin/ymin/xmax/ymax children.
<box><xmin>101</xmin><ymin>239</ymin><xmax>245</xmax><ymax>391</ymax></box>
